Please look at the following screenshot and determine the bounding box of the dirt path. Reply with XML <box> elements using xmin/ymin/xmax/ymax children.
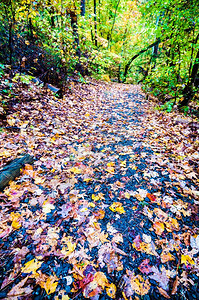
<box><xmin>0</xmin><ymin>82</ymin><xmax>198</xmax><ymax>299</ymax></box>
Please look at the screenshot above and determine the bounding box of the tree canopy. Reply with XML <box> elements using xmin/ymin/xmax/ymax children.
<box><xmin>0</xmin><ymin>0</ymin><xmax>199</xmax><ymax>109</ymax></box>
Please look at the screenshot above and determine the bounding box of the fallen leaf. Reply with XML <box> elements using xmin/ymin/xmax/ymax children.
<box><xmin>181</xmin><ymin>254</ymin><xmax>194</xmax><ymax>265</ymax></box>
<box><xmin>157</xmin><ymin>287</ymin><xmax>170</xmax><ymax>298</ymax></box>
<box><xmin>106</xmin><ymin>283</ymin><xmax>117</xmax><ymax>298</ymax></box>
<box><xmin>21</xmin><ymin>259</ymin><xmax>43</xmax><ymax>275</ymax></box>
<box><xmin>153</xmin><ymin>222</ymin><xmax>164</xmax><ymax>235</ymax></box>
<box><xmin>171</xmin><ymin>276</ymin><xmax>179</xmax><ymax>295</ymax></box>
<box><xmin>39</xmin><ymin>275</ymin><xmax>59</xmax><ymax>295</ymax></box>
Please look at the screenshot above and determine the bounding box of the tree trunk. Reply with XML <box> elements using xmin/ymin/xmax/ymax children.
<box><xmin>69</xmin><ymin>10</ymin><xmax>81</xmax><ymax>58</ymax></box>
<box><xmin>94</xmin><ymin>0</ymin><xmax>97</xmax><ymax>47</ymax></box>
<box><xmin>80</xmin><ymin>0</ymin><xmax>85</xmax><ymax>16</ymax></box>
<box><xmin>29</xmin><ymin>18</ymin><xmax>33</xmax><ymax>39</ymax></box>
<box><xmin>9</xmin><ymin>21</ymin><xmax>13</xmax><ymax>65</ymax></box>
<box><xmin>108</xmin><ymin>0</ymin><xmax>120</xmax><ymax>49</ymax></box>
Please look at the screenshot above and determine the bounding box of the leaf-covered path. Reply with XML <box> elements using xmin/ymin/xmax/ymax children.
<box><xmin>0</xmin><ymin>82</ymin><xmax>198</xmax><ymax>299</ymax></box>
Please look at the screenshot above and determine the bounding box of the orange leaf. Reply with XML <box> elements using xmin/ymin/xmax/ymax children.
<box><xmin>157</xmin><ymin>287</ymin><xmax>170</xmax><ymax>299</ymax></box>
<box><xmin>161</xmin><ymin>252</ymin><xmax>175</xmax><ymax>263</ymax></box>
<box><xmin>39</xmin><ymin>275</ymin><xmax>59</xmax><ymax>295</ymax></box>
<box><xmin>153</xmin><ymin>222</ymin><xmax>164</xmax><ymax>235</ymax></box>
<box><xmin>94</xmin><ymin>272</ymin><xmax>108</xmax><ymax>289</ymax></box>
<box><xmin>146</xmin><ymin>193</ymin><xmax>156</xmax><ymax>202</ymax></box>
<box><xmin>171</xmin><ymin>276</ymin><xmax>179</xmax><ymax>295</ymax></box>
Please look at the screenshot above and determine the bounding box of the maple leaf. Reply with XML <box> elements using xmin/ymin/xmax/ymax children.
<box><xmin>61</xmin><ymin>236</ymin><xmax>76</xmax><ymax>257</ymax></box>
<box><xmin>153</xmin><ymin>221</ymin><xmax>164</xmax><ymax>235</ymax></box>
<box><xmin>93</xmin><ymin>209</ymin><xmax>105</xmax><ymax>220</ymax></box>
<box><xmin>165</xmin><ymin>218</ymin><xmax>179</xmax><ymax>232</ymax></box>
<box><xmin>21</xmin><ymin>259</ymin><xmax>43</xmax><ymax>275</ymax></box>
<box><xmin>10</xmin><ymin>212</ymin><xmax>22</xmax><ymax>229</ymax></box>
<box><xmin>58</xmin><ymin>204</ymin><xmax>72</xmax><ymax>218</ymax></box>
<box><xmin>94</xmin><ymin>272</ymin><xmax>109</xmax><ymax>289</ymax></box>
<box><xmin>39</xmin><ymin>275</ymin><xmax>59</xmax><ymax>295</ymax></box>
<box><xmin>109</xmin><ymin>202</ymin><xmax>125</xmax><ymax>214</ymax></box>
<box><xmin>181</xmin><ymin>254</ymin><xmax>194</xmax><ymax>266</ymax></box>
<box><xmin>138</xmin><ymin>259</ymin><xmax>152</xmax><ymax>274</ymax></box>
<box><xmin>161</xmin><ymin>251</ymin><xmax>175</xmax><ymax>263</ymax></box>
<box><xmin>130</xmin><ymin>275</ymin><xmax>151</xmax><ymax>295</ymax></box>
<box><xmin>149</xmin><ymin>266</ymin><xmax>169</xmax><ymax>290</ymax></box>
<box><xmin>106</xmin><ymin>283</ymin><xmax>117</xmax><ymax>298</ymax></box>
<box><xmin>69</xmin><ymin>167</ymin><xmax>82</xmax><ymax>174</ymax></box>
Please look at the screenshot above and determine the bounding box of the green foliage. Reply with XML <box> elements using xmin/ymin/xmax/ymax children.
<box><xmin>180</xmin><ymin>105</ymin><xmax>189</xmax><ymax>115</ymax></box>
<box><xmin>160</xmin><ymin>100</ymin><xmax>175</xmax><ymax>113</ymax></box>
<box><xmin>0</xmin><ymin>0</ymin><xmax>198</xmax><ymax>112</ymax></box>
<box><xmin>13</xmin><ymin>73</ymin><xmax>33</xmax><ymax>84</ymax></box>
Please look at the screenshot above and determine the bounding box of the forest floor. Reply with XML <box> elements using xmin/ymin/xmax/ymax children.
<box><xmin>0</xmin><ymin>79</ymin><xmax>199</xmax><ymax>300</ymax></box>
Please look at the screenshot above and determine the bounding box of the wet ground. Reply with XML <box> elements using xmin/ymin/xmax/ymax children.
<box><xmin>0</xmin><ymin>83</ymin><xmax>198</xmax><ymax>299</ymax></box>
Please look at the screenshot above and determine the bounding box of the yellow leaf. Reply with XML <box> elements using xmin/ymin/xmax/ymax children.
<box><xmin>124</xmin><ymin>192</ymin><xmax>130</xmax><ymax>199</ymax></box>
<box><xmin>69</xmin><ymin>167</ymin><xmax>82</xmax><ymax>174</ymax></box>
<box><xmin>161</xmin><ymin>252</ymin><xmax>175</xmax><ymax>263</ymax></box>
<box><xmin>21</xmin><ymin>259</ymin><xmax>43</xmax><ymax>274</ymax></box>
<box><xmin>181</xmin><ymin>255</ymin><xmax>194</xmax><ymax>265</ymax></box>
<box><xmin>109</xmin><ymin>202</ymin><xmax>125</xmax><ymax>214</ymax></box>
<box><xmin>116</xmin><ymin>206</ymin><xmax>125</xmax><ymax>214</ymax></box>
<box><xmin>92</xmin><ymin>194</ymin><xmax>100</xmax><ymax>201</ymax></box>
<box><xmin>39</xmin><ymin>276</ymin><xmax>58</xmax><ymax>295</ymax></box>
<box><xmin>131</xmin><ymin>275</ymin><xmax>150</xmax><ymax>296</ymax></box>
<box><xmin>94</xmin><ymin>272</ymin><xmax>108</xmax><ymax>289</ymax></box>
<box><xmin>120</xmin><ymin>161</ymin><xmax>126</xmax><ymax>167</ymax></box>
<box><xmin>61</xmin><ymin>237</ymin><xmax>76</xmax><ymax>257</ymax></box>
<box><xmin>106</xmin><ymin>283</ymin><xmax>116</xmax><ymax>298</ymax></box>
<box><xmin>107</xmin><ymin>162</ymin><xmax>115</xmax><ymax>167</ymax></box>
<box><xmin>11</xmin><ymin>220</ymin><xmax>21</xmax><ymax>229</ymax></box>
<box><xmin>10</xmin><ymin>212</ymin><xmax>21</xmax><ymax>229</ymax></box>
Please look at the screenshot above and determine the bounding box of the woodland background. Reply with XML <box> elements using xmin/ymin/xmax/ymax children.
<box><xmin>0</xmin><ymin>0</ymin><xmax>199</xmax><ymax>115</ymax></box>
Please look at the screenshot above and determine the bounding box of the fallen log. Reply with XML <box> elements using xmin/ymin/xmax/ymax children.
<box><xmin>0</xmin><ymin>154</ymin><xmax>34</xmax><ymax>191</ymax></box>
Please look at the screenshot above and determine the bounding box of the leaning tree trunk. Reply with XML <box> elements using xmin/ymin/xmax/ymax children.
<box><xmin>122</xmin><ymin>39</ymin><xmax>161</xmax><ymax>82</ymax></box>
